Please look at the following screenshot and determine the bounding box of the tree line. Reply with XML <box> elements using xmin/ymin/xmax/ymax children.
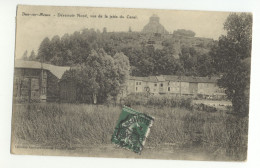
<box><xmin>23</xmin><ymin>27</ymin><xmax>216</xmax><ymax>77</ymax></box>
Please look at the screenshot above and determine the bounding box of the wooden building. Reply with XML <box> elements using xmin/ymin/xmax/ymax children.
<box><xmin>13</xmin><ymin>60</ymin><xmax>70</xmax><ymax>103</ymax></box>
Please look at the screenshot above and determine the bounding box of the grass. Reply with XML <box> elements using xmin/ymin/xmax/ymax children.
<box><xmin>11</xmin><ymin>103</ymin><xmax>248</xmax><ymax>161</ymax></box>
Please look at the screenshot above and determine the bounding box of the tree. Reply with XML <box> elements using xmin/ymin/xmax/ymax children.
<box><xmin>197</xmin><ymin>54</ymin><xmax>214</xmax><ymax>77</ymax></box>
<box><xmin>61</xmin><ymin>49</ymin><xmax>130</xmax><ymax>104</ymax></box>
<box><xmin>103</xmin><ymin>27</ymin><xmax>107</xmax><ymax>33</ymax></box>
<box><xmin>22</xmin><ymin>50</ymin><xmax>28</xmax><ymax>60</ymax></box>
<box><xmin>173</xmin><ymin>29</ymin><xmax>196</xmax><ymax>37</ymax></box>
<box><xmin>128</xmin><ymin>27</ymin><xmax>132</xmax><ymax>32</ymax></box>
<box><xmin>28</xmin><ymin>50</ymin><xmax>36</xmax><ymax>61</ymax></box>
<box><xmin>113</xmin><ymin>52</ymin><xmax>130</xmax><ymax>84</ymax></box>
<box><xmin>37</xmin><ymin>37</ymin><xmax>51</xmax><ymax>62</ymax></box>
<box><xmin>179</xmin><ymin>46</ymin><xmax>198</xmax><ymax>75</ymax></box>
<box><xmin>213</xmin><ymin>13</ymin><xmax>252</xmax><ymax>115</ymax></box>
<box><xmin>153</xmin><ymin>48</ymin><xmax>177</xmax><ymax>75</ymax></box>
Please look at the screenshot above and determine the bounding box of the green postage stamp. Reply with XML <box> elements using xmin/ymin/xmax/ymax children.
<box><xmin>111</xmin><ymin>106</ymin><xmax>154</xmax><ymax>154</ymax></box>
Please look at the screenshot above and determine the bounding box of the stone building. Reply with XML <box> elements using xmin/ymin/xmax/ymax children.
<box><xmin>142</xmin><ymin>14</ymin><xmax>169</xmax><ymax>34</ymax></box>
<box><xmin>13</xmin><ymin>60</ymin><xmax>70</xmax><ymax>103</ymax></box>
<box><xmin>127</xmin><ymin>75</ymin><xmax>226</xmax><ymax>98</ymax></box>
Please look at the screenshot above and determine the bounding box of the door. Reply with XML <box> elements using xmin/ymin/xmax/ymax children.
<box><xmin>30</xmin><ymin>78</ymin><xmax>40</xmax><ymax>101</ymax></box>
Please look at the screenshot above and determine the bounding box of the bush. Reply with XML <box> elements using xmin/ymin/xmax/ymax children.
<box><xmin>121</xmin><ymin>94</ymin><xmax>193</xmax><ymax>110</ymax></box>
<box><xmin>193</xmin><ymin>103</ymin><xmax>217</xmax><ymax>112</ymax></box>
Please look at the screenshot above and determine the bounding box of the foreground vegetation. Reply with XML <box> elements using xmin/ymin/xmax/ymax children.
<box><xmin>12</xmin><ymin>103</ymin><xmax>248</xmax><ymax>161</ymax></box>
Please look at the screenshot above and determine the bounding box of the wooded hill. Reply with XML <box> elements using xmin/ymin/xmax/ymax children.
<box><xmin>22</xmin><ymin>29</ymin><xmax>217</xmax><ymax>77</ymax></box>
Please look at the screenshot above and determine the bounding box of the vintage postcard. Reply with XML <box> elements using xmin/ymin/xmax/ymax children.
<box><xmin>11</xmin><ymin>5</ymin><xmax>252</xmax><ymax>161</ymax></box>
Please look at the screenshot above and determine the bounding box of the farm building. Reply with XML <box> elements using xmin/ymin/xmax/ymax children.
<box><xmin>127</xmin><ymin>75</ymin><xmax>226</xmax><ymax>98</ymax></box>
<box><xmin>13</xmin><ymin>60</ymin><xmax>70</xmax><ymax>102</ymax></box>
<box><xmin>14</xmin><ymin>60</ymin><xmax>226</xmax><ymax>103</ymax></box>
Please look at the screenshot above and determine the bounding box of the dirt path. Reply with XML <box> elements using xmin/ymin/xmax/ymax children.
<box><xmin>12</xmin><ymin>144</ymin><xmax>229</xmax><ymax>161</ymax></box>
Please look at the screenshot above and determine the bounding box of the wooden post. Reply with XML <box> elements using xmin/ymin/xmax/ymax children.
<box><xmin>40</xmin><ymin>51</ymin><xmax>45</xmax><ymax>102</ymax></box>
<box><xmin>28</xmin><ymin>78</ymin><xmax>31</xmax><ymax>103</ymax></box>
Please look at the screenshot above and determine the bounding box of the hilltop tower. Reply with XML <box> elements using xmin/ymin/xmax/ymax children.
<box><xmin>142</xmin><ymin>14</ymin><xmax>169</xmax><ymax>34</ymax></box>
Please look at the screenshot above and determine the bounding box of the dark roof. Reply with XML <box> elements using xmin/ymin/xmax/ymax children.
<box><xmin>15</xmin><ymin>60</ymin><xmax>70</xmax><ymax>79</ymax></box>
<box><xmin>129</xmin><ymin>76</ymin><xmax>158</xmax><ymax>82</ymax></box>
<box><xmin>163</xmin><ymin>75</ymin><xmax>219</xmax><ymax>83</ymax></box>
<box><xmin>129</xmin><ymin>75</ymin><xmax>219</xmax><ymax>83</ymax></box>
<box><xmin>156</xmin><ymin>76</ymin><xmax>165</xmax><ymax>82</ymax></box>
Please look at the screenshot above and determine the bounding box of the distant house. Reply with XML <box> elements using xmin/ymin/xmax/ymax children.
<box><xmin>127</xmin><ymin>75</ymin><xmax>226</xmax><ymax>98</ymax></box>
<box><xmin>13</xmin><ymin>60</ymin><xmax>70</xmax><ymax>102</ymax></box>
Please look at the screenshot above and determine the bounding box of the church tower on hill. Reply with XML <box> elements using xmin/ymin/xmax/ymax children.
<box><xmin>142</xmin><ymin>14</ymin><xmax>169</xmax><ymax>34</ymax></box>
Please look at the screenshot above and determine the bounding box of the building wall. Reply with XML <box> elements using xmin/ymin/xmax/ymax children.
<box><xmin>179</xmin><ymin>82</ymin><xmax>190</xmax><ymax>95</ymax></box>
<box><xmin>127</xmin><ymin>80</ymin><xmax>136</xmax><ymax>94</ymax></box>
<box><xmin>148</xmin><ymin>82</ymin><xmax>158</xmax><ymax>94</ymax></box>
<box><xmin>13</xmin><ymin>68</ymin><xmax>47</xmax><ymax>102</ymax></box>
<box><xmin>198</xmin><ymin>83</ymin><xmax>217</xmax><ymax>95</ymax></box>
<box><xmin>13</xmin><ymin>68</ymin><xmax>61</xmax><ymax>103</ymax></box>
<box><xmin>135</xmin><ymin>80</ymin><xmax>144</xmax><ymax>93</ymax></box>
<box><xmin>164</xmin><ymin>81</ymin><xmax>192</xmax><ymax>95</ymax></box>
<box><xmin>168</xmin><ymin>81</ymin><xmax>181</xmax><ymax>94</ymax></box>
<box><xmin>126</xmin><ymin>79</ymin><xmax>222</xmax><ymax>96</ymax></box>
<box><xmin>127</xmin><ymin>80</ymin><xmax>160</xmax><ymax>94</ymax></box>
<box><xmin>189</xmin><ymin>82</ymin><xmax>198</xmax><ymax>95</ymax></box>
<box><xmin>158</xmin><ymin>81</ymin><xmax>166</xmax><ymax>93</ymax></box>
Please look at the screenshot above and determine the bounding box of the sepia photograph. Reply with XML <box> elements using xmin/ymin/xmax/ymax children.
<box><xmin>11</xmin><ymin>5</ymin><xmax>252</xmax><ymax>161</ymax></box>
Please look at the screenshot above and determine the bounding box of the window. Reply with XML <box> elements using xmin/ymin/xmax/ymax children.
<box><xmin>136</xmin><ymin>87</ymin><xmax>138</xmax><ymax>91</ymax></box>
<box><xmin>139</xmin><ymin>82</ymin><xmax>141</xmax><ymax>85</ymax></box>
<box><xmin>136</xmin><ymin>82</ymin><xmax>138</xmax><ymax>85</ymax></box>
<box><xmin>168</xmin><ymin>87</ymin><xmax>170</xmax><ymax>91</ymax></box>
<box><xmin>160</xmin><ymin>83</ymin><xmax>163</xmax><ymax>87</ymax></box>
<box><xmin>154</xmin><ymin>84</ymin><xmax>157</xmax><ymax>87</ymax></box>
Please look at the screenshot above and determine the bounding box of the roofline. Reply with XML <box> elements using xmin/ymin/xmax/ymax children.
<box><xmin>14</xmin><ymin>60</ymin><xmax>70</xmax><ymax>79</ymax></box>
<box><xmin>15</xmin><ymin>67</ymin><xmax>49</xmax><ymax>70</ymax></box>
<box><xmin>129</xmin><ymin>75</ymin><xmax>219</xmax><ymax>83</ymax></box>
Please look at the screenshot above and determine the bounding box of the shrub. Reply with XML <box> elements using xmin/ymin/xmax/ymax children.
<box><xmin>121</xmin><ymin>94</ymin><xmax>193</xmax><ymax>110</ymax></box>
<box><xmin>193</xmin><ymin>103</ymin><xmax>217</xmax><ymax>112</ymax></box>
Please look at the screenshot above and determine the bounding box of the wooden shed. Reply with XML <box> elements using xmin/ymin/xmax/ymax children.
<box><xmin>13</xmin><ymin>60</ymin><xmax>70</xmax><ymax>103</ymax></box>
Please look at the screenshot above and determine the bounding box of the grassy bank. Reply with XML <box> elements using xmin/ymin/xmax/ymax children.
<box><xmin>121</xmin><ymin>93</ymin><xmax>193</xmax><ymax>110</ymax></box>
<box><xmin>12</xmin><ymin>103</ymin><xmax>248</xmax><ymax>161</ymax></box>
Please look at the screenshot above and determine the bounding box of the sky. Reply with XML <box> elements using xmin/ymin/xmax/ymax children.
<box><xmin>15</xmin><ymin>5</ymin><xmax>232</xmax><ymax>58</ymax></box>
